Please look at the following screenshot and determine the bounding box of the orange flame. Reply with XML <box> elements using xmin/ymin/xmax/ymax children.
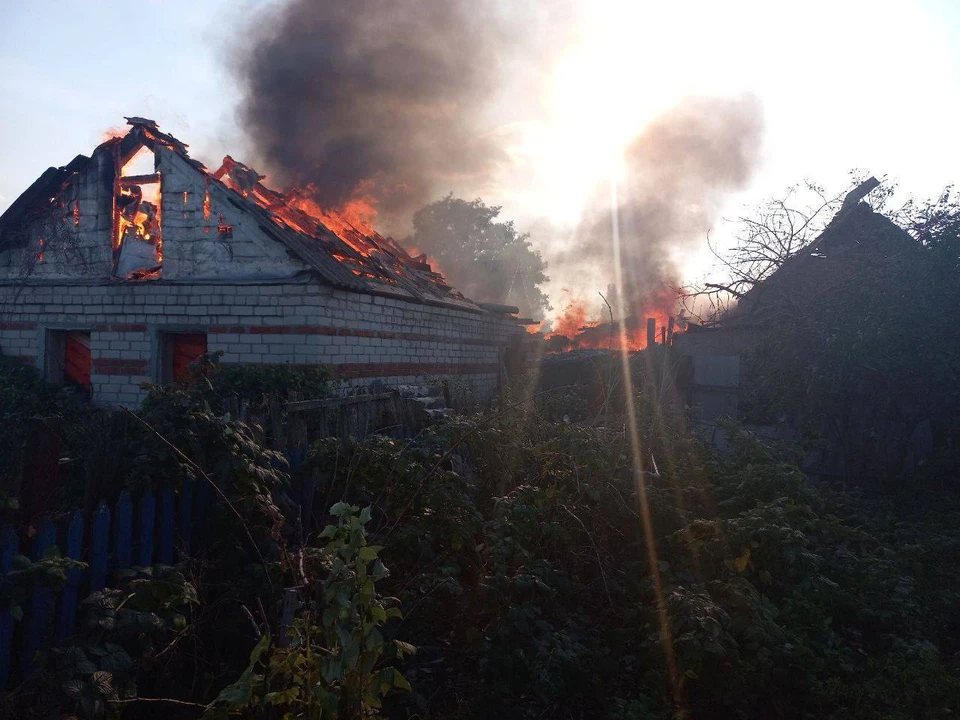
<box><xmin>403</xmin><ymin>244</ymin><xmax>447</xmax><ymax>278</ymax></box>
<box><xmin>100</xmin><ymin>127</ymin><xmax>126</xmax><ymax>142</ymax></box>
<box><xmin>549</xmin><ymin>300</ymin><xmax>594</xmax><ymax>339</ymax></box>
<box><xmin>545</xmin><ymin>291</ymin><xmax>682</xmax><ymax>353</ymax></box>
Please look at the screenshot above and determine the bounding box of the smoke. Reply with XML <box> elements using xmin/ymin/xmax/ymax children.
<box><xmin>549</xmin><ymin>95</ymin><xmax>764</xmax><ymax>324</ymax></box>
<box><xmin>236</xmin><ymin>0</ymin><xmax>529</xmax><ymax>232</ymax></box>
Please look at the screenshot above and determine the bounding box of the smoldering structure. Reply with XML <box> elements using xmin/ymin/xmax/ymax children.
<box><xmin>546</xmin><ymin>95</ymin><xmax>764</xmax><ymax>350</ymax></box>
<box><xmin>0</xmin><ymin>119</ymin><xmax>533</xmax><ymax>407</ymax></box>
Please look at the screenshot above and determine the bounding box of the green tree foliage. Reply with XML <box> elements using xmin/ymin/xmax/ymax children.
<box><xmin>406</xmin><ymin>195</ymin><xmax>550</xmax><ymax>319</ymax></box>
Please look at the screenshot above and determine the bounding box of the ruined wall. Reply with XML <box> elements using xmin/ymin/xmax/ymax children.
<box><xmin>0</xmin><ymin>144</ymin><xmax>308</xmax><ymax>283</ymax></box>
<box><xmin>0</xmin><ymin>150</ymin><xmax>114</xmax><ymax>279</ymax></box>
<box><xmin>155</xmin><ymin>148</ymin><xmax>308</xmax><ymax>279</ymax></box>
<box><xmin>0</xmin><ymin>279</ymin><xmax>514</xmax><ymax>406</ymax></box>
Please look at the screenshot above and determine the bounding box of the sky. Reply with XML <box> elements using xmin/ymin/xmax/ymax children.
<box><xmin>2</xmin><ymin>0</ymin><xmax>959</xmax><ymax>318</ymax></box>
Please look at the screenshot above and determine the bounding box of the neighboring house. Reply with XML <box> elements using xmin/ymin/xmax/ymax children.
<box><xmin>0</xmin><ymin>118</ymin><xmax>526</xmax><ymax>406</ymax></box>
<box><xmin>674</xmin><ymin>178</ymin><xmax>918</xmax><ymax>425</ymax></box>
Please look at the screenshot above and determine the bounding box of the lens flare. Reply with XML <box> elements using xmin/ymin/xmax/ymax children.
<box><xmin>610</xmin><ymin>172</ymin><xmax>682</xmax><ymax>706</ymax></box>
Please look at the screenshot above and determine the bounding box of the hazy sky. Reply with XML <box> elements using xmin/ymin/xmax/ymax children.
<box><xmin>2</xmin><ymin>0</ymin><xmax>959</xmax><ymax>315</ymax></box>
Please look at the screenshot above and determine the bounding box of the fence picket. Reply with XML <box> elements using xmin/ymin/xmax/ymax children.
<box><xmin>195</xmin><ymin>477</ymin><xmax>212</xmax><ymax>526</ymax></box>
<box><xmin>159</xmin><ymin>486</ymin><xmax>175</xmax><ymax>565</ymax></box>
<box><xmin>0</xmin><ymin>526</ymin><xmax>19</xmax><ymax>691</ymax></box>
<box><xmin>23</xmin><ymin>518</ymin><xmax>55</xmax><ymax>673</ymax></box>
<box><xmin>139</xmin><ymin>490</ymin><xmax>156</xmax><ymax>568</ymax></box>
<box><xmin>90</xmin><ymin>501</ymin><xmax>110</xmax><ymax>591</ymax></box>
<box><xmin>178</xmin><ymin>482</ymin><xmax>193</xmax><ymax>557</ymax></box>
<box><xmin>114</xmin><ymin>491</ymin><xmax>133</xmax><ymax>570</ymax></box>
<box><xmin>57</xmin><ymin>511</ymin><xmax>84</xmax><ymax>643</ymax></box>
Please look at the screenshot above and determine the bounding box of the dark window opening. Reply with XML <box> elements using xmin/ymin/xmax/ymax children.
<box><xmin>46</xmin><ymin>330</ymin><xmax>91</xmax><ymax>399</ymax></box>
<box><xmin>161</xmin><ymin>332</ymin><xmax>207</xmax><ymax>384</ymax></box>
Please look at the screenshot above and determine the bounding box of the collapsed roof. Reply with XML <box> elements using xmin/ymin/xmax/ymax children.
<box><xmin>0</xmin><ymin>117</ymin><xmax>494</xmax><ymax>313</ymax></box>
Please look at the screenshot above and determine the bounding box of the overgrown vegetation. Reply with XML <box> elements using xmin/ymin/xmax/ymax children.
<box><xmin>687</xmin><ymin>180</ymin><xmax>960</xmax><ymax>488</ymax></box>
<box><xmin>0</xmin><ymin>355</ymin><xmax>89</xmax><ymax>491</ymax></box>
<box><xmin>2</xmin><ymin>364</ymin><xmax>958</xmax><ymax>719</ymax></box>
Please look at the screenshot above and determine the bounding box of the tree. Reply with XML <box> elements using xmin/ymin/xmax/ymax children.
<box><xmin>405</xmin><ymin>195</ymin><xmax>550</xmax><ymax>319</ymax></box>
<box><xmin>683</xmin><ymin>176</ymin><xmax>893</xmax><ymax>322</ymax></box>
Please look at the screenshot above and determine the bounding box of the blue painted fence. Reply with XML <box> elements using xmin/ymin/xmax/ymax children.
<box><xmin>0</xmin><ymin>455</ymin><xmax>314</xmax><ymax>692</ymax></box>
<box><xmin>0</xmin><ymin>413</ymin><xmax>421</xmax><ymax>692</ymax></box>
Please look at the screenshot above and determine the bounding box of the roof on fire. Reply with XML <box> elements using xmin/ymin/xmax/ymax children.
<box><xmin>0</xmin><ymin>117</ymin><xmax>494</xmax><ymax>314</ymax></box>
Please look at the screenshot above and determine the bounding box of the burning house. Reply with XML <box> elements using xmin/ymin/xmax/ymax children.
<box><xmin>0</xmin><ymin>118</ymin><xmax>527</xmax><ymax>406</ymax></box>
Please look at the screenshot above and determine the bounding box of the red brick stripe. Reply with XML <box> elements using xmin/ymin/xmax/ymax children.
<box><xmin>207</xmin><ymin>324</ymin><xmax>503</xmax><ymax>347</ymax></box>
<box><xmin>92</xmin><ymin>358</ymin><xmax>148</xmax><ymax>376</ymax></box>
<box><xmin>0</xmin><ymin>322</ymin><xmax>36</xmax><ymax>330</ymax></box>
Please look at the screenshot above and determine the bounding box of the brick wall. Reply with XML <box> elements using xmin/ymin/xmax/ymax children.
<box><xmin>0</xmin><ymin>279</ymin><xmax>519</xmax><ymax>406</ymax></box>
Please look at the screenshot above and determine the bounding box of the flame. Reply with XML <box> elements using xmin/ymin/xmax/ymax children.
<box><xmin>37</xmin><ymin>237</ymin><xmax>44</xmax><ymax>263</ymax></box>
<box><xmin>116</xmin><ymin>186</ymin><xmax>160</xmax><ymax>255</ymax></box>
<box><xmin>72</xmin><ymin>200</ymin><xmax>80</xmax><ymax>227</ymax></box>
<box><xmin>101</xmin><ymin>126</ymin><xmax>126</xmax><ymax>142</ymax></box>
<box><xmin>207</xmin><ymin>152</ymin><xmax>458</xmax><ymax>292</ymax></box>
<box><xmin>403</xmin><ymin>244</ymin><xmax>447</xmax><ymax>278</ymax></box>
<box><xmin>549</xmin><ymin>299</ymin><xmax>594</xmax><ymax>339</ymax></box>
<box><xmin>281</xmin><ymin>184</ymin><xmax>381</xmax><ymax>257</ymax></box>
<box><xmin>544</xmin><ymin>291</ymin><xmax>683</xmax><ymax>353</ymax></box>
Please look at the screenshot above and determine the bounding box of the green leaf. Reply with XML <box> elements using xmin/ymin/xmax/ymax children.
<box><xmin>210</xmin><ymin>667</ymin><xmax>254</xmax><ymax>707</ymax></box>
<box><xmin>209</xmin><ymin>634</ymin><xmax>270</xmax><ymax>709</ymax></box>
<box><xmin>264</xmin><ymin>687</ymin><xmax>300</xmax><ymax>705</ymax></box>
<box><xmin>395</xmin><ymin>640</ymin><xmax>417</xmax><ymax>659</ymax></box>
<box><xmin>392</xmin><ymin>669</ymin><xmax>412</xmax><ymax>692</ymax></box>
<box><xmin>249</xmin><ymin>632</ymin><xmax>271</xmax><ymax>666</ymax></box>
<box><xmin>357</xmin><ymin>546</ymin><xmax>382</xmax><ymax>562</ymax></box>
<box><xmin>365</xmin><ymin>627</ymin><xmax>383</xmax><ymax>651</ymax></box>
<box><xmin>329</xmin><ymin>502</ymin><xmax>356</xmax><ymax>517</ymax></box>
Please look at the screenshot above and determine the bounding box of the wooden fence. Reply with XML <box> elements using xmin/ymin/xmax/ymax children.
<box><xmin>0</xmin><ymin>469</ymin><xmax>227</xmax><ymax>692</ymax></box>
<box><xmin>0</xmin><ymin>388</ymin><xmax>436</xmax><ymax>693</ymax></box>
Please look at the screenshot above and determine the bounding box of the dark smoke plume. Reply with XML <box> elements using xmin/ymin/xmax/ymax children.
<box><xmin>551</xmin><ymin>95</ymin><xmax>764</xmax><ymax>320</ymax></box>
<box><xmin>237</xmin><ymin>0</ymin><xmax>518</xmax><ymax>231</ymax></box>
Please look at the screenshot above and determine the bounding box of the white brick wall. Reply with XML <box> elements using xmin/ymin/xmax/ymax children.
<box><xmin>0</xmin><ymin>279</ymin><xmax>520</xmax><ymax>407</ymax></box>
